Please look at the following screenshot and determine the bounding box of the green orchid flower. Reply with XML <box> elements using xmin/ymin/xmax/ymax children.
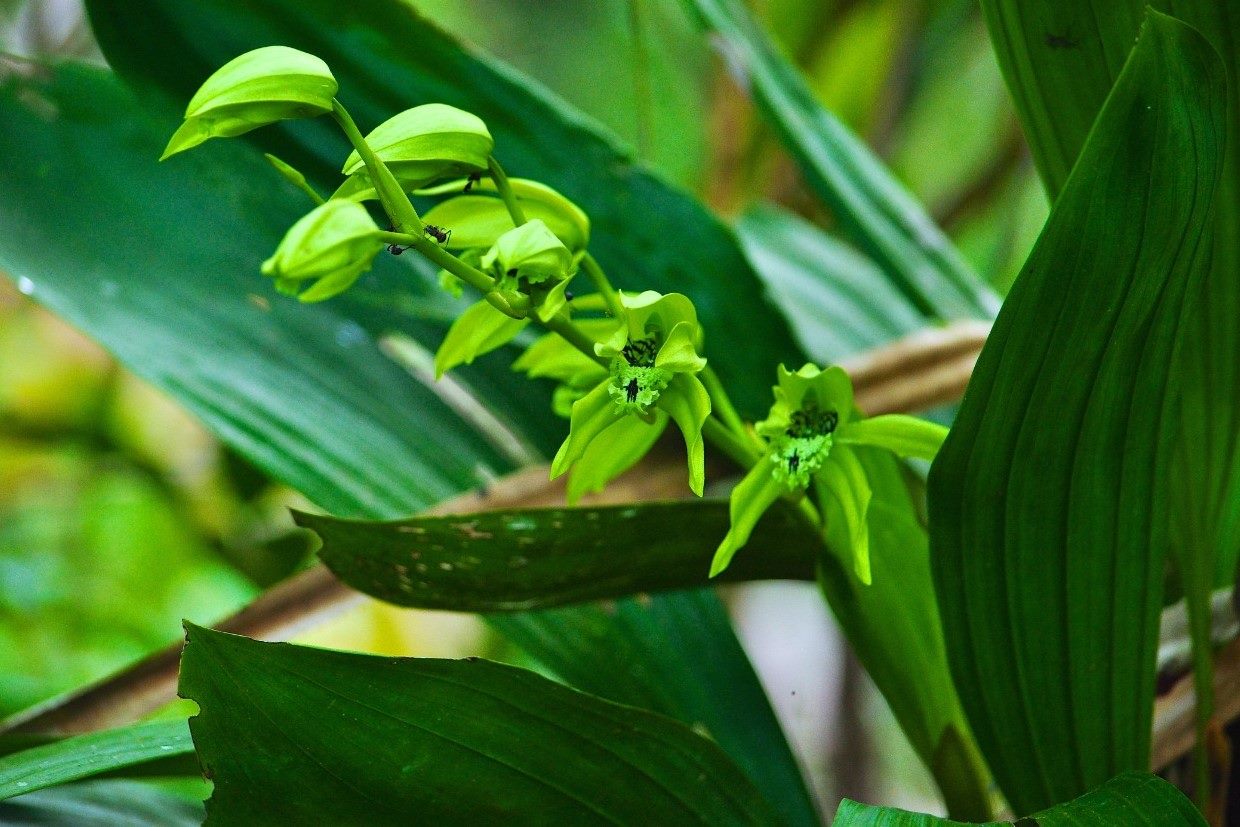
<box><xmin>260</xmin><ymin>199</ymin><xmax>384</xmax><ymax>302</ymax></box>
<box><xmin>162</xmin><ymin>46</ymin><xmax>337</xmax><ymax>160</ymax></box>
<box><xmin>710</xmin><ymin>364</ymin><xmax>948</xmax><ymax>583</ymax></box>
<box><xmin>433</xmin><ymin>220</ymin><xmax>577</xmax><ymax>377</ymax></box>
<box><xmin>545</xmin><ymin>291</ymin><xmax>711</xmax><ymax>497</ymax></box>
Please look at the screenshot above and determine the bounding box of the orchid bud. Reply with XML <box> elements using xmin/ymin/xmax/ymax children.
<box><xmin>482</xmin><ymin>220</ymin><xmax>574</xmax><ymax>286</ymax></box>
<box><xmin>420</xmin><ymin>179</ymin><xmax>590</xmax><ymax>251</ymax></box>
<box><xmin>335</xmin><ymin>104</ymin><xmax>493</xmax><ymax>199</ymax></box>
<box><xmin>162</xmin><ymin>46</ymin><xmax>337</xmax><ymax>160</ymax></box>
<box><xmin>260</xmin><ymin>200</ymin><xmax>383</xmax><ymax>302</ymax></box>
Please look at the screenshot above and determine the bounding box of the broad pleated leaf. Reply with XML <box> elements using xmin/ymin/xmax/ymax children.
<box><xmin>834</xmin><ymin>772</ymin><xmax>1204</xmax><ymax>826</ymax></box>
<box><xmin>681</xmin><ymin>0</ymin><xmax>999</xmax><ymax>320</ymax></box>
<box><xmin>928</xmin><ymin>13</ymin><xmax>1225</xmax><ymax>815</ymax></box>
<box><xmin>300</xmin><ymin>501</ymin><xmax>817</xmax><ymax>612</ymax></box>
<box><xmin>488</xmin><ymin>590</ymin><xmax>811</xmax><ymax>826</ymax></box>
<box><xmin>0</xmin><ymin>721</ymin><xmax>193</xmax><ymax>801</ymax></box>
<box><xmin>980</xmin><ymin>0</ymin><xmax>1240</xmax><ymax>786</ymax></box>
<box><xmin>0</xmin><ymin>780</ymin><xmax>204</xmax><ymax>826</ymax></box>
<box><xmin>180</xmin><ymin>624</ymin><xmax>781</xmax><ymax>825</ymax></box>
<box><xmin>737</xmin><ymin>205</ymin><xmax>926</xmax><ymax>361</ymax></box>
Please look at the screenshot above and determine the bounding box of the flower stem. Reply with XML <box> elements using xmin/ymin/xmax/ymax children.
<box><xmin>701</xmin><ymin>365</ymin><xmax>748</xmax><ymax>439</ymax></box>
<box><xmin>488</xmin><ymin>156</ymin><xmax>528</xmax><ymax>226</ymax></box>
<box><xmin>581</xmin><ymin>253</ymin><xmax>626</xmax><ymax>319</ymax></box>
<box><xmin>380</xmin><ymin>231</ymin><xmax>529</xmax><ymax>319</ymax></box>
<box><xmin>331</xmin><ymin>99</ymin><xmax>424</xmax><ymax>235</ymax></box>
<box><xmin>703</xmin><ymin>417</ymin><xmax>761</xmax><ymax>468</ymax></box>
<box><xmin>541</xmin><ymin>313</ymin><xmax>610</xmax><ymax>370</ymax></box>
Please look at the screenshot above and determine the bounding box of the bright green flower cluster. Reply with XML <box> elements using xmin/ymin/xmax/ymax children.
<box><xmin>711</xmin><ymin>364</ymin><xmax>948</xmax><ymax>583</ymax></box>
<box><xmin>164</xmin><ymin>45</ymin><xmax>948</xmax><ymax>588</ymax></box>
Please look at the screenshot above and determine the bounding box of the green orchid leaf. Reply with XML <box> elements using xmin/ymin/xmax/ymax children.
<box><xmin>180</xmin><ymin>624</ymin><xmax>782</xmax><ymax>824</ymax></box>
<box><xmin>300</xmin><ymin>500</ymin><xmax>817</xmax><ymax>612</ymax></box>
<box><xmin>737</xmin><ymin>205</ymin><xmax>927</xmax><ymax>361</ymax></box>
<box><xmin>838</xmin><ymin>415</ymin><xmax>948</xmax><ymax>462</ymax></box>
<box><xmin>566</xmin><ymin>412</ymin><xmax>667</xmax><ymax>503</ymax></box>
<box><xmin>681</xmin><ymin>0</ymin><xmax>998</xmax><ymax>320</ymax></box>
<box><xmin>711</xmin><ymin>461</ymin><xmax>784</xmax><ymax>577</ymax></box>
<box><xmin>656</xmin><ymin>373</ymin><xmax>711</xmax><ymax>497</ymax></box>
<box><xmin>0</xmin><ymin>780</ymin><xmax>204</xmax><ymax>826</ymax></box>
<box><xmin>161</xmin><ymin>45</ymin><xmax>337</xmax><ymax>159</ymax></box>
<box><xmin>834</xmin><ymin>771</ymin><xmax>1204</xmax><ymax>826</ymax></box>
<box><xmin>818</xmin><ymin>444</ymin><xmax>872</xmax><ymax>585</ymax></box>
<box><xmin>0</xmin><ymin>720</ymin><xmax>194</xmax><ymax>801</ymax></box>
<box><xmin>980</xmin><ymin>0</ymin><xmax>1240</xmax><ymax>794</ymax></box>
<box><xmin>489</xmin><ymin>590</ymin><xmax>816</xmax><ymax>827</ymax></box>
<box><xmin>433</xmin><ymin>300</ymin><xmax>529</xmax><ymax>378</ymax></box>
<box><xmin>929</xmin><ymin>12</ymin><xmax>1225</xmax><ymax>814</ymax></box>
<box><xmin>820</xmin><ymin>469</ymin><xmax>990</xmax><ymax>820</ymax></box>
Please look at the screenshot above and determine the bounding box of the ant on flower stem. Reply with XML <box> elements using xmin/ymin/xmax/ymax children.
<box><xmin>386</xmin><ymin>224</ymin><xmax>452</xmax><ymax>254</ymax></box>
<box><xmin>425</xmin><ymin>224</ymin><xmax>452</xmax><ymax>245</ymax></box>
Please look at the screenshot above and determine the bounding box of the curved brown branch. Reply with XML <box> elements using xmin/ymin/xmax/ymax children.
<box><xmin>2</xmin><ymin>322</ymin><xmax>989</xmax><ymax>737</ymax></box>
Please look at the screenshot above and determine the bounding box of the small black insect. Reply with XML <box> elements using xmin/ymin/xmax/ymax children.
<box><xmin>1044</xmin><ymin>32</ymin><xmax>1078</xmax><ymax>49</ymax></box>
<box><xmin>788</xmin><ymin>453</ymin><xmax>800</xmax><ymax>474</ymax></box>
<box><xmin>387</xmin><ymin>242</ymin><xmax>406</xmax><ymax>256</ymax></box>
<box><xmin>425</xmin><ymin>224</ymin><xmax>452</xmax><ymax>245</ymax></box>
<box><xmin>463</xmin><ymin>172</ymin><xmax>483</xmax><ymax>193</ymax></box>
<box><xmin>626</xmin><ymin>378</ymin><xmax>640</xmax><ymax>403</ymax></box>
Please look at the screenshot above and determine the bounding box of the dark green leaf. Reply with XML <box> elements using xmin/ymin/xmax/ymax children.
<box><xmin>737</xmin><ymin>204</ymin><xmax>927</xmax><ymax>361</ymax></box>
<box><xmin>834</xmin><ymin>771</ymin><xmax>1204</xmax><ymax>826</ymax></box>
<box><xmin>820</xmin><ymin>450</ymin><xmax>989</xmax><ymax>821</ymax></box>
<box><xmin>83</xmin><ymin>0</ymin><xmax>804</xmax><ymax>419</ymax></box>
<box><xmin>929</xmin><ymin>12</ymin><xmax>1225</xmax><ymax>815</ymax></box>
<box><xmin>180</xmin><ymin>624</ymin><xmax>781</xmax><ymax>825</ymax></box>
<box><xmin>488</xmin><ymin>590</ymin><xmax>813</xmax><ymax>826</ymax></box>
<box><xmin>0</xmin><ymin>779</ymin><xmax>204</xmax><ymax>827</ymax></box>
<box><xmin>980</xmin><ymin>0</ymin><xmax>1240</xmax><ymax>792</ymax></box>
<box><xmin>300</xmin><ymin>501</ymin><xmax>816</xmax><ymax>612</ymax></box>
<box><xmin>0</xmin><ymin>720</ymin><xmax>193</xmax><ymax>801</ymax></box>
<box><xmin>681</xmin><ymin>0</ymin><xmax>998</xmax><ymax>320</ymax></box>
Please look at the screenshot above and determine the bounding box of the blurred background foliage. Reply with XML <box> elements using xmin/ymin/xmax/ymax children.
<box><xmin>0</xmin><ymin>0</ymin><xmax>1048</xmax><ymax>814</ymax></box>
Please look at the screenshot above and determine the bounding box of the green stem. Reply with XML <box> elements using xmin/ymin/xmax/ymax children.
<box><xmin>1185</xmin><ymin>585</ymin><xmax>1216</xmax><ymax>811</ymax></box>
<box><xmin>541</xmin><ymin>313</ymin><xmax>610</xmax><ymax>370</ymax></box>
<box><xmin>581</xmin><ymin>253</ymin><xmax>626</xmax><ymax>319</ymax></box>
<box><xmin>331</xmin><ymin>99</ymin><xmax>424</xmax><ymax>235</ymax></box>
<box><xmin>625</xmin><ymin>0</ymin><xmax>654</xmax><ymax>159</ymax></box>
<box><xmin>700</xmin><ymin>366</ymin><xmax>747</xmax><ymax>439</ymax></box>
<box><xmin>703</xmin><ymin>417</ymin><xmax>761</xmax><ymax>468</ymax></box>
<box><xmin>381</xmin><ymin>231</ymin><xmax>528</xmax><ymax>319</ymax></box>
<box><xmin>488</xmin><ymin>156</ymin><xmax>528</xmax><ymax>226</ymax></box>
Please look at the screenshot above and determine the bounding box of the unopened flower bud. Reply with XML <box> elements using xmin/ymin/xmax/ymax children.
<box><xmin>336</xmin><ymin>104</ymin><xmax>493</xmax><ymax>198</ymax></box>
<box><xmin>260</xmin><ymin>200</ymin><xmax>383</xmax><ymax>302</ymax></box>
<box><xmin>162</xmin><ymin>46</ymin><xmax>337</xmax><ymax>160</ymax></box>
